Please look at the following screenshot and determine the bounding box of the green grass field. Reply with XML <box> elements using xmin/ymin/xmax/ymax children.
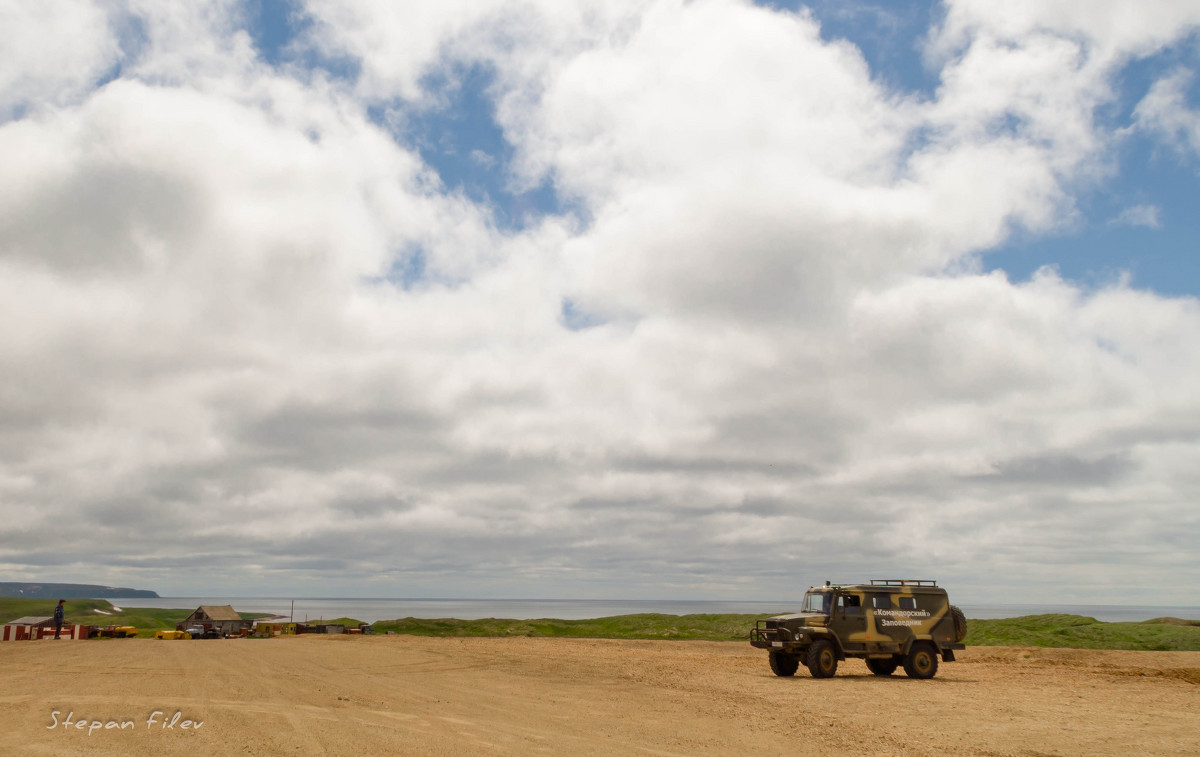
<box><xmin>374</xmin><ymin>612</ymin><xmax>1200</xmax><ymax>651</ymax></box>
<box><xmin>0</xmin><ymin>598</ymin><xmax>270</xmax><ymax>638</ymax></box>
<box><xmin>372</xmin><ymin>613</ymin><xmax>782</xmax><ymax>640</ymax></box>
<box><xmin>962</xmin><ymin>614</ymin><xmax>1200</xmax><ymax>651</ymax></box>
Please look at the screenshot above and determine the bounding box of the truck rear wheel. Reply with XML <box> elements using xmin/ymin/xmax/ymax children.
<box><xmin>769</xmin><ymin>651</ymin><xmax>799</xmax><ymax>677</ymax></box>
<box><xmin>903</xmin><ymin>642</ymin><xmax>939</xmax><ymax>679</ymax></box>
<box><xmin>866</xmin><ymin>657</ymin><xmax>899</xmax><ymax>676</ymax></box>
<box><xmin>806</xmin><ymin>640</ymin><xmax>838</xmax><ymax>678</ymax></box>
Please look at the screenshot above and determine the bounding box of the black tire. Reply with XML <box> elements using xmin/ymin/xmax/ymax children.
<box><xmin>769</xmin><ymin>651</ymin><xmax>799</xmax><ymax>677</ymax></box>
<box><xmin>950</xmin><ymin>605</ymin><xmax>968</xmax><ymax>643</ymax></box>
<box><xmin>903</xmin><ymin>642</ymin><xmax>939</xmax><ymax>679</ymax></box>
<box><xmin>806</xmin><ymin>640</ymin><xmax>839</xmax><ymax>678</ymax></box>
<box><xmin>866</xmin><ymin>657</ymin><xmax>899</xmax><ymax>676</ymax></box>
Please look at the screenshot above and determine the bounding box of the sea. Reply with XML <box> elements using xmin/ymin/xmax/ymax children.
<box><xmin>103</xmin><ymin>597</ymin><xmax>1200</xmax><ymax>625</ymax></box>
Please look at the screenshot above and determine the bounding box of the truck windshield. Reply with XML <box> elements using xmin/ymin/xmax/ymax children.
<box><xmin>802</xmin><ymin>592</ymin><xmax>831</xmax><ymax>614</ymax></box>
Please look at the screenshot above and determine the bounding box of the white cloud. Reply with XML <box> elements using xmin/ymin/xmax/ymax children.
<box><xmin>1109</xmin><ymin>204</ymin><xmax>1161</xmax><ymax>228</ymax></box>
<box><xmin>1133</xmin><ymin>67</ymin><xmax>1200</xmax><ymax>159</ymax></box>
<box><xmin>0</xmin><ymin>0</ymin><xmax>1199</xmax><ymax>602</ymax></box>
<box><xmin>468</xmin><ymin>148</ymin><xmax>496</xmax><ymax>168</ymax></box>
<box><xmin>301</xmin><ymin>0</ymin><xmax>658</xmax><ymax>100</ymax></box>
<box><xmin>929</xmin><ymin>0</ymin><xmax>1200</xmax><ymax>64</ymax></box>
<box><xmin>0</xmin><ymin>0</ymin><xmax>120</xmax><ymax>114</ymax></box>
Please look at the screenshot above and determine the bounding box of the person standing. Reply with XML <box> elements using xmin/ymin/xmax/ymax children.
<box><xmin>53</xmin><ymin>600</ymin><xmax>65</xmax><ymax>640</ymax></box>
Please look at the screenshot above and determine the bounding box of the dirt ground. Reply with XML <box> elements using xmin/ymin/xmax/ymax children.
<box><xmin>1</xmin><ymin>635</ymin><xmax>1196</xmax><ymax>756</ymax></box>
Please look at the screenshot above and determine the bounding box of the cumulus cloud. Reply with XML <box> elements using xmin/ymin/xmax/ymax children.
<box><xmin>1</xmin><ymin>0</ymin><xmax>1198</xmax><ymax>603</ymax></box>
<box><xmin>0</xmin><ymin>0</ymin><xmax>120</xmax><ymax>114</ymax></box>
<box><xmin>928</xmin><ymin>0</ymin><xmax>1200</xmax><ymax>63</ymax></box>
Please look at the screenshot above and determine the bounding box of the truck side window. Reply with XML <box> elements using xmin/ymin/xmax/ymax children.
<box><xmin>872</xmin><ymin>594</ymin><xmax>891</xmax><ymax>610</ymax></box>
<box><xmin>898</xmin><ymin>596</ymin><xmax>916</xmax><ymax>610</ymax></box>
<box><xmin>838</xmin><ymin>595</ymin><xmax>862</xmax><ymax>613</ymax></box>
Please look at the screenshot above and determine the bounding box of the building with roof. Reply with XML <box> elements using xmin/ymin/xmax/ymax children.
<box><xmin>2</xmin><ymin>616</ymin><xmax>88</xmax><ymax>640</ymax></box>
<box><xmin>177</xmin><ymin>605</ymin><xmax>252</xmax><ymax>636</ymax></box>
<box><xmin>252</xmin><ymin>621</ymin><xmax>304</xmax><ymax>637</ymax></box>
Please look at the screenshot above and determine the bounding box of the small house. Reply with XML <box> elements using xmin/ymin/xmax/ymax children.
<box><xmin>310</xmin><ymin>623</ymin><xmax>345</xmax><ymax>634</ymax></box>
<box><xmin>2</xmin><ymin>616</ymin><xmax>88</xmax><ymax>640</ymax></box>
<box><xmin>2</xmin><ymin>616</ymin><xmax>52</xmax><ymax>641</ymax></box>
<box><xmin>177</xmin><ymin>605</ymin><xmax>252</xmax><ymax>636</ymax></box>
<box><xmin>252</xmin><ymin>621</ymin><xmax>301</xmax><ymax>637</ymax></box>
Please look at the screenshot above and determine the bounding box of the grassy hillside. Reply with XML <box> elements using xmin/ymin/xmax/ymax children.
<box><xmin>0</xmin><ymin>598</ymin><xmax>270</xmax><ymax>638</ymax></box>
<box><xmin>373</xmin><ymin>613</ymin><xmax>778</xmax><ymax>640</ymax></box>
<box><xmin>376</xmin><ymin>612</ymin><xmax>1200</xmax><ymax>650</ymax></box>
<box><xmin>0</xmin><ymin>582</ymin><xmax>158</xmax><ymax>598</ymax></box>
<box><xmin>963</xmin><ymin>614</ymin><xmax>1200</xmax><ymax>651</ymax></box>
<box><xmin>0</xmin><ymin>597</ymin><xmax>112</xmax><ymax>621</ymax></box>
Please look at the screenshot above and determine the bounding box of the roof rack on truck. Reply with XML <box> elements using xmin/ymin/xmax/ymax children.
<box><xmin>869</xmin><ymin>579</ymin><xmax>938</xmax><ymax>587</ymax></box>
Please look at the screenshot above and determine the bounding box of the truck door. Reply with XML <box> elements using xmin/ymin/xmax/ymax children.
<box><xmin>831</xmin><ymin>592</ymin><xmax>867</xmax><ymax>649</ymax></box>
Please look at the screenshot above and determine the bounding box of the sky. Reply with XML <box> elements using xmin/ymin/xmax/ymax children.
<box><xmin>2</xmin><ymin>0</ymin><xmax>1199</xmax><ymax>605</ymax></box>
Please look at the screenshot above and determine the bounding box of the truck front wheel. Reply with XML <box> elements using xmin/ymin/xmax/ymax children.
<box><xmin>806</xmin><ymin>640</ymin><xmax>838</xmax><ymax>678</ymax></box>
<box><xmin>769</xmin><ymin>651</ymin><xmax>799</xmax><ymax>676</ymax></box>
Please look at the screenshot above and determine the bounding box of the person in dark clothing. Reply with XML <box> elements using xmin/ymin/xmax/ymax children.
<box><xmin>53</xmin><ymin>600</ymin><xmax>65</xmax><ymax>639</ymax></box>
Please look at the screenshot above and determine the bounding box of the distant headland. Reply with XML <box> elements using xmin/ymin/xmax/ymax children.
<box><xmin>0</xmin><ymin>582</ymin><xmax>159</xmax><ymax>599</ymax></box>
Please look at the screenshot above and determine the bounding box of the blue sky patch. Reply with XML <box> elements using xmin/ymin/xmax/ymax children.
<box><xmin>244</xmin><ymin>0</ymin><xmax>359</xmax><ymax>80</ymax></box>
<box><xmin>246</xmin><ymin>0</ymin><xmax>302</xmax><ymax>66</ymax></box>
<box><xmin>984</xmin><ymin>140</ymin><xmax>1200</xmax><ymax>296</ymax></box>
<box><xmin>363</xmin><ymin>246</ymin><xmax>428</xmax><ymax>291</ymax></box>
<box><xmin>560</xmin><ymin>299</ymin><xmax>607</xmax><ymax>331</ymax></box>
<box><xmin>379</xmin><ymin>63</ymin><xmax>568</xmax><ymax>231</ymax></box>
<box><xmin>985</xmin><ymin>42</ymin><xmax>1200</xmax><ymax>297</ymax></box>
<box><xmin>757</xmin><ymin>0</ymin><xmax>942</xmax><ymax>96</ymax></box>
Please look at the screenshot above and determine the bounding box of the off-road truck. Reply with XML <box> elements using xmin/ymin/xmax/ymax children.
<box><xmin>750</xmin><ymin>579</ymin><xmax>967</xmax><ymax>679</ymax></box>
